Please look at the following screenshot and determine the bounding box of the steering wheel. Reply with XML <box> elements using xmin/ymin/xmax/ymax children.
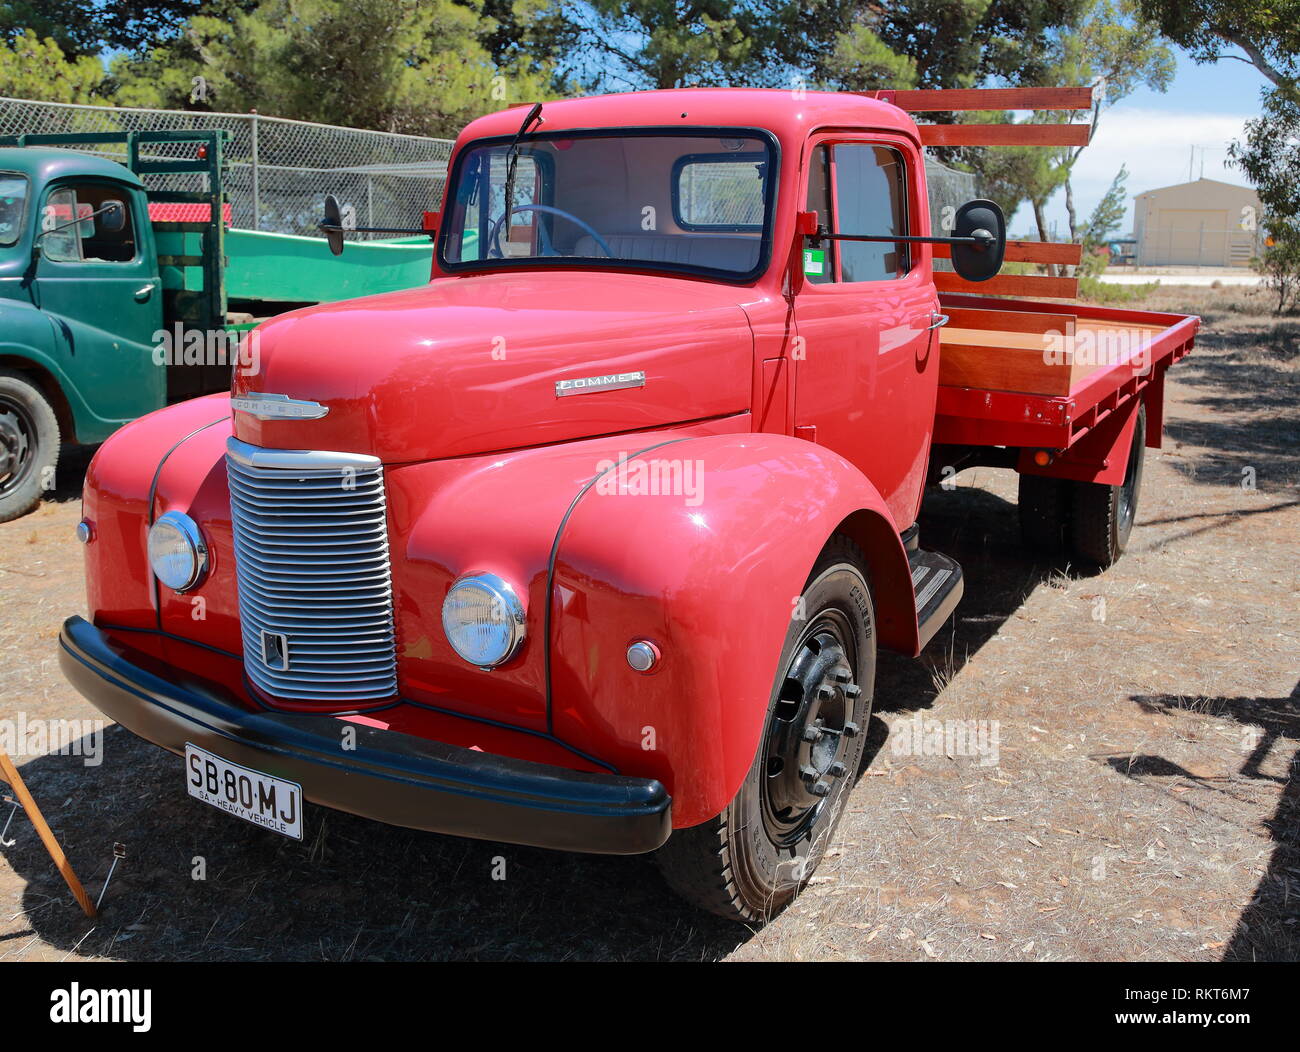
<box><xmin>488</xmin><ymin>204</ymin><xmax>613</xmax><ymax>260</ymax></box>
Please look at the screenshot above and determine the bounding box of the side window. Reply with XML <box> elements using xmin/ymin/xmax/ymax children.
<box><xmin>448</xmin><ymin>151</ymin><xmax>540</xmax><ymax>262</ymax></box>
<box><xmin>805</xmin><ymin>143</ymin><xmax>910</xmax><ymax>284</ymax></box>
<box><xmin>41</xmin><ymin>184</ymin><xmax>137</xmax><ymax>264</ymax></box>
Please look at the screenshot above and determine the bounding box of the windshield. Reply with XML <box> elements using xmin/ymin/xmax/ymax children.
<box><xmin>0</xmin><ymin>173</ymin><xmax>28</xmax><ymax>247</ymax></box>
<box><xmin>439</xmin><ymin>130</ymin><xmax>776</xmax><ymax>280</ymax></box>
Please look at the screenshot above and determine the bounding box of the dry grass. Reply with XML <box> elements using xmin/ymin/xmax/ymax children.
<box><xmin>0</xmin><ymin>285</ymin><xmax>1295</xmax><ymax>961</ymax></box>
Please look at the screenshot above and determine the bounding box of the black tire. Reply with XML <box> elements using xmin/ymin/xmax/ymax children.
<box><xmin>1017</xmin><ymin>472</ymin><xmax>1071</xmax><ymax>553</ymax></box>
<box><xmin>1069</xmin><ymin>403</ymin><xmax>1146</xmax><ymax>568</ymax></box>
<box><xmin>0</xmin><ymin>369</ymin><xmax>60</xmax><ymax>523</ymax></box>
<box><xmin>655</xmin><ymin>534</ymin><xmax>876</xmax><ymax>923</ymax></box>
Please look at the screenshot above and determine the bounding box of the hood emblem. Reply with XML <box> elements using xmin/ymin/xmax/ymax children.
<box><xmin>232</xmin><ymin>392</ymin><xmax>330</xmax><ymax>421</ymax></box>
<box><xmin>555</xmin><ymin>371</ymin><xmax>646</xmax><ymax>398</ymax></box>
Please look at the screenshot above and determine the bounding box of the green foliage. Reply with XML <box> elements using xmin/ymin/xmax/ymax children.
<box><xmin>0</xmin><ymin>29</ymin><xmax>107</xmax><ymax>103</ymax></box>
<box><xmin>108</xmin><ymin>0</ymin><xmax>563</xmax><ymax>137</ymax></box>
<box><xmin>1078</xmin><ymin>274</ymin><xmax>1158</xmax><ymax>303</ymax></box>
<box><xmin>1</xmin><ymin>1</ymin><xmax>216</xmax><ymax>58</ymax></box>
<box><xmin>805</xmin><ymin>0</ymin><xmax>1091</xmax><ymax>91</ymax></box>
<box><xmin>1230</xmin><ymin>93</ymin><xmax>1300</xmax><ymax>315</ymax></box>
<box><xmin>1076</xmin><ymin>164</ymin><xmax>1128</xmax><ymax>276</ymax></box>
<box><xmin>1136</xmin><ymin>0</ymin><xmax>1300</xmax><ymax>90</ymax></box>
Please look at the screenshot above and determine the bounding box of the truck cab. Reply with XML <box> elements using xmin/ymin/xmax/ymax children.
<box><xmin>57</xmin><ymin>89</ymin><xmax>1198</xmax><ymax>923</ymax></box>
<box><xmin>0</xmin><ymin>134</ymin><xmax>231</xmax><ymax>521</ymax></box>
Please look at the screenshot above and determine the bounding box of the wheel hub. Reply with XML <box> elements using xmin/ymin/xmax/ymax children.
<box><xmin>0</xmin><ymin>402</ymin><xmax>32</xmax><ymax>493</ymax></box>
<box><xmin>762</xmin><ymin>618</ymin><xmax>862</xmax><ymax>843</ymax></box>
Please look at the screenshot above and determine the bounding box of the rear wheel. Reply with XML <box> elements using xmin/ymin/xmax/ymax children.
<box><xmin>1069</xmin><ymin>403</ymin><xmax>1146</xmax><ymax>568</ymax></box>
<box><xmin>0</xmin><ymin>370</ymin><xmax>59</xmax><ymax>523</ymax></box>
<box><xmin>655</xmin><ymin>535</ymin><xmax>875</xmax><ymax>923</ymax></box>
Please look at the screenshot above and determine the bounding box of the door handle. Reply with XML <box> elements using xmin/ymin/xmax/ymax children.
<box><xmin>925</xmin><ymin>311</ymin><xmax>949</xmax><ymax>331</ymax></box>
<box><xmin>134</xmin><ymin>282</ymin><xmax>156</xmax><ymax>303</ymax></box>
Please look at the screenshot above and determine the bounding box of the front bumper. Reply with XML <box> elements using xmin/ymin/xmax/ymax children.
<box><xmin>58</xmin><ymin>616</ymin><xmax>671</xmax><ymax>855</ymax></box>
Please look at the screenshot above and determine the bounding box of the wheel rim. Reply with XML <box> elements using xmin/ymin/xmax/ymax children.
<box><xmin>1117</xmin><ymin>415</ymin><xmax>1144</xmax><ymax>535</ymax></box>
<box><xmin>760</xmin><ymin>609</ymin><xmax>862</xmax><ymax>847</ymax></box>
<box><xmin>0</xmin><ymin>395</ymin><xmax>36</xmax><ymax>498</ymax></box>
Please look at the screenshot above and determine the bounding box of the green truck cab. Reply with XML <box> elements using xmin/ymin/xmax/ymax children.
<box><xmin>0</xmin><ymin>129</ymin><xmax>440</xmax><ymax>521</ymax></box>
<box><xmin>0</xmin><ymin>131</ymin><xmax>232</xmax><ymax>521</ymax></box>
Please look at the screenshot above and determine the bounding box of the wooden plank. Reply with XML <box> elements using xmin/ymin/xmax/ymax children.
<box><xmin>874</xmin><ymin>86</ymin><xmax>1095</xmax><ymax>112</ymax></box>
<box><xmin>944</xmin><ymin>306</ymin><xmax>1076</xmax><ymax>337</ymax></box>
<box><xmin>919</xmin><ymin>123</ymin><xmax>1091</xmax><ymax>147</ymax></box>
<box><xmin>934</xmin><ymin>271</ymin><xmax>1078</xmax><ymax>298</ymax></box>
<box><xmin>0</xmin><ymin>752</ymin><xmax>97</xmax><ymax>918</ymax></box>
<box><xmin>934</xmin><ymin>239</ymin><xmax>1082</xmax><ymax>266</ymax></box>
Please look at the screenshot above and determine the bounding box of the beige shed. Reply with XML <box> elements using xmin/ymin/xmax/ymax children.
<box><xmin>1133</xmin><ymin>177</ymin><xmax>1263</xmax><ymax>267</ymax></box>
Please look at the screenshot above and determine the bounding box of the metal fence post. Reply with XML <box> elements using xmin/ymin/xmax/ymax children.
<box><xmin>250</xmin><ymin>110</ymin><xmax>261</xmax><ymax>230</ymax></box>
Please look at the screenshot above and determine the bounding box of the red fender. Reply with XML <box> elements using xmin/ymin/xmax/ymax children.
<box><xmin>547</xmin><ymin>432</ymin><xmax>917</xmax><ymax>827</ymax></box>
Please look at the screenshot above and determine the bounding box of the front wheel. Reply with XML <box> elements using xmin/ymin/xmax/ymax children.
<box><xmin>655</xmin><ymin>535</ymin><xmax>876</xmax><ymax>923</ymax></box>
<box><xmin>0</xmin><ymin>369</ymin><xmax>60</xmax><ymax>523</ymax></box>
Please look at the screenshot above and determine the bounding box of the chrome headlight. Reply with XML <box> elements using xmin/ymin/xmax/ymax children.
<box><xmin>441</xmin><ymin>572</ymin><xmax>526</xmax><ymax>669</ymax></box>
<box><xmin>147</xmin><ymin>511</ymin><xmax>208</xmax><ymax>592</ymax></box>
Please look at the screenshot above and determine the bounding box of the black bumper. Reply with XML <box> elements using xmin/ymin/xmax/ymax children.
<box><xmin>58</xmin><ymin>616</ymin><xmax>671</xmax><ymax>855</ymax></box>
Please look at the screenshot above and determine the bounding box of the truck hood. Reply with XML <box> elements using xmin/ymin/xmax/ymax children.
<box><xmin>231</xmin><ymin>270</ymin><xmax>755</xmax><ymax>462</ymax></box>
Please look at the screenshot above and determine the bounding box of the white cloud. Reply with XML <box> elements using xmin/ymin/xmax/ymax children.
<box><xmin>1006</xmin><ymin>107</ymin><xmax>1254</xmax><ymax>238</ymax></box>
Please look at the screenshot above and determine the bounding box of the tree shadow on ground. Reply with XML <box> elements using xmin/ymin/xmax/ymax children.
<box><xmin>1107</xmin><ymin>682</ymin><xmax>1300</xmax><ymax>963</ymax></box>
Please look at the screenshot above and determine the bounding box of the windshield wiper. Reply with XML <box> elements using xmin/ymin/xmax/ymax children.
<box><xmin>500</xmin><ymin>103</ymin><xmax>543</xmax><ymax>242</ymax></box>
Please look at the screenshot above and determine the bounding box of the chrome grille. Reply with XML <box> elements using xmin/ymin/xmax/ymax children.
<box><xmin>225</xmin><ymin>437</ymin><xmax>398</xmax><ymax>701</ymax></box>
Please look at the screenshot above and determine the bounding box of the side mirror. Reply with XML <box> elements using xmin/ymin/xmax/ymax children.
<box><xmin>99</xmin><ymin>200</ymin><xmax>126</xmax><ymax>234</ymax></box>
<box><xmin>322</xmin><ymin>194</ymin><xmax>345</xmax><ymax>256</ymax></box>
<box><xmin>950</xmin><ymin>199</ymin><xmax>1006</xmax><ymax>282</ymax></box>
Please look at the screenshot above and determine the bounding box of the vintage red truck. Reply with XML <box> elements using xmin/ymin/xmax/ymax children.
<box><xmin>57</xmin><ymin>87</ymin><xmax>1198</xmax><ymax>922</ymax></box>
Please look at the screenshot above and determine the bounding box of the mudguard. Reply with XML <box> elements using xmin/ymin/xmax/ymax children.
<box><xmin>546</xmin><ymin>432</ymin><xmax>917</xmax><ymax>827</ymax></box>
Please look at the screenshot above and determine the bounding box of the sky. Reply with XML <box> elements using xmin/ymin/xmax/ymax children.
<box><xmin>1008</xmin><ymin>49</ymin><xmax>1272</xmax><ymax>239</ymax></box>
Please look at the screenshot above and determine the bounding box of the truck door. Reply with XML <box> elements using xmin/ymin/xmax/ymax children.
<box><xmin>792</xmin><ymin>136</ymin><xmax>940</xmax><ymax>530</ymax></box>
<box><xmin>33</xmin><ymin>180</ymin><xmax>165</xmax><ymax>428</ymax></box>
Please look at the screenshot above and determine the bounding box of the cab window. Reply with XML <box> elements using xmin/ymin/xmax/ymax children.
<box><xmin>0</xmin><ymin>173</ymin><xmax>28</xmax><ymax>247</ymax></box>
<box><xmin>42</xmin><ymin>184</ymin><xmax>137</xmax><ymax>263</ymax></box>
<box><xmin>805</xmin><ymin>143</ymin><xmax>910</xmax><ymax>283</ymax></box>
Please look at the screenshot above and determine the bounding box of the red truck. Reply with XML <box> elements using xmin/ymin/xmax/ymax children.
<box><xmin>57</xmin><ymin>88</ymin><xmax>1198</xmax><ymax>922</ymax></box>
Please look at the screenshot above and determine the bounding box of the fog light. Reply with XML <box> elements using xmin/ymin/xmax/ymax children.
<box><xmin>147</xmin><ymin>511</ymin><xmax>208</xmax><ymax>592</ymax></box>
<box><xmin>442</xmin><ymin>573</ymin><xmax>526</xmax><ymax>669</ymax></box>
<box><xmin>627</xmin><ymin>640</ymin><xmax>660</xmax><ymax>673</ymax></box>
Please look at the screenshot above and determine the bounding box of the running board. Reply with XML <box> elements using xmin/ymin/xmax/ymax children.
<box><xmin>910</xmin><ymin>548</ymin><xmax>964</xmax><ymax>649</ymax></box>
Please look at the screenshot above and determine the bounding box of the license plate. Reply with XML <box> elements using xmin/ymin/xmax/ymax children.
<box><xmin>184</xmin><ymin>743</ymin><xmax>303</xmax><ymax>840</ymax></box>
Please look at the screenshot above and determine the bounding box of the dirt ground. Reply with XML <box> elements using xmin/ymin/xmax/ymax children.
<box><xmin>0</xmin><ymin>285</ymin><xmax>1296</xmax><ymax>962</ymax></box>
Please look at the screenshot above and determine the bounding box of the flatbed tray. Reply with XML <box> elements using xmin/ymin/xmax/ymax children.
<box><xmin>933</xmin><ymin>293</ymin><xmax>1199</xmax><ymax>452</ymax></box>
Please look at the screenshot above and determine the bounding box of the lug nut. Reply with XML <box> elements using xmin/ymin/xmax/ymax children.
<box><xmin>811</xmin><ymin>781</ymin><xmax>831</xmax><ymax>797</ymax></box>
<box><xmin>842</xmin><ymin>721</ymin><xmax>861</xmax><ymax>738</ymax></box>
<box><xmin>828</xmin><ymin>761</ymin><xmax>848</xmax><ymax>778</ymax></box>
<box><xmin>842</xmin><ymin>683</ymin><xmax>862</xmax><ymax>698</ymax></box>
<box><xmin>801</xmin><ymin>724</ymin><xmax>822</xmax><ymax>743</ymax></box>
<box><xmin>816</xmin><ymin>685</ymin><xmax>833</xmax><ymax>702</ymax></box>
<box><xmin>799</xmin><ymin>765</ymin><xmax>819</xmax><ymax>783</ymax></box>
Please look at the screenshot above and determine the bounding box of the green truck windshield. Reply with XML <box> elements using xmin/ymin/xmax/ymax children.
<box><xmin>0</xmin><ymin>173</ymin><xmax>28</xmax><ymax>247</ymax></box>
<box><xmin>439</xmin><ymin>131</ymin><xmax>775</xmax><ymax>280</ymax></box>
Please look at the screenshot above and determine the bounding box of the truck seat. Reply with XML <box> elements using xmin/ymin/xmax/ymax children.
<box><xmin>573</xmin><ymin>233</ymin><xmax>760</xmax><ymax>271</ymax></box>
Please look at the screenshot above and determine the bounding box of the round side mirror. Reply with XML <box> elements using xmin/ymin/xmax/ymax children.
<box><xmin>322</xmin><ymin>194</ymin><xmax>344</xmax><ymax>256</ymax></box>
<box><xmin>100</xmin><ymin>200</ymin><xmax>126</xmax><ymax>234</ymax></box>
<box><xmin>951</xmin><ymin>199</ymin><xmax>1006</xmax><ymax>282</ymax></box>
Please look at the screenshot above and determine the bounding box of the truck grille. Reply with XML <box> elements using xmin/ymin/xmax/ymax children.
<box><xmin>225</xmin><ymin>437</ymin><xmax>398</xmax><ymax>702</ymax></box>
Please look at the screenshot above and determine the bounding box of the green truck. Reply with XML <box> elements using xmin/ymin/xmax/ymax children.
<box><xmin>0</xmin><ymin>130</ymin><xmax>435</xmax><ymax>521</ymax></box>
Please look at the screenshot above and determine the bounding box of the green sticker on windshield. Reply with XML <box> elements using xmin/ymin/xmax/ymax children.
<box><xmin>803</xmin><ymin>248</ymin><xmax>826</xmax><ymax>276</ymax></box>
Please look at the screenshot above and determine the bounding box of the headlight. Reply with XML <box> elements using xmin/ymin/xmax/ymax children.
<box><xmin>441</xmin><ymin>572</ymin><xmax>526</xmax><ymax>668</ymax></box>
<box><xmin>147</xmin><ymin>511</ymin><xmax>208</xmax><ymax>592</ymax></box>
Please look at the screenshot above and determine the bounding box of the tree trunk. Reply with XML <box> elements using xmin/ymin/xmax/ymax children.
<box><xmin>1032</xmin><ymin>199</ymin><xmax>1057</xmax><ymax>277</ymax></box>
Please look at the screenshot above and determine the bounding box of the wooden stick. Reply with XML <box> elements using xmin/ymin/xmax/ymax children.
<box><xmin>918</xmin><ymin>123</ymin><xmax>1092</xmax><ymax>147</ymax></box>
<box><xmin>934</xmin><ymin>271</ymin><xmax>1079</xmax><ymax>299</ymax></box>
<box><xmin>934</xmin><ymin>239</ymin><xmax>1083</xmax><ymax>266</ymax></box>
<box><xmin>871</xmin><ymin>86</ymin><xmax>1096</xmax><ymax>112</ymax></box>
<box><xmin>0</xmin><ymin>752</ymin><xmax>97</xmax><ymax>918</ymax></box>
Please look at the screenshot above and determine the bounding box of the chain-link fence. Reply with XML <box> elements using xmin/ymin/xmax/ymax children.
<box><xmin>0</xmin><ymin>97</ymin><xmax>453</xmax><ymax>238</ymax></box>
